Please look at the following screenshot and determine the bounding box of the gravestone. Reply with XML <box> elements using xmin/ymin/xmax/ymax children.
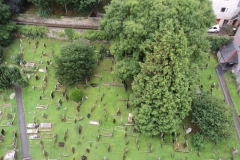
<box><xmin>58</xmin><ymin>142</ymin><xmax>65</xmax><ymax>147</ymax></box>
<box><xmin>72</xmin><ymin>147</ymin><xmax>75</xmax><ymax>154</ymax></box>
<box><xmin>185</xmin><ymin>128</ymin><xmax>192</xmax><ymax>134</ymax></box>
<box><xmin>10</xmin><ymin>93</ymin><xmax>15</xmax><ymax>99</ymax></box>
<box><xmin>1</xmin><ymin>129</ymin><xmax>5</xmax><ymax>135</ymax></box>
<box><xmin>6</xmin><ymin>113</ymin><xmax>12</xmax><ymax>119</ymax></box>
<box><xmin>0</xmin><ymin>135</ymin><xmax>4</xmax><ymax>142</ymax></box>
<box><xmin>42</xmin><ymin>113</ymin><xmax>48</xmax><ymax>119</ymax></box>
<box><xmin>86</xmin><ymin>148</ymin><xmax>90</xmax><ymax>153</ymax></box>
<box><xmin>81</xmin><ymin>155</ymin><xmax>87</xmax><ymax>160</ymax></box>
<box><xmin>2</xmin><ymin>96</ymin><xmax>6</xmax><ymax>102</ymax></box>
<box><xmin>128</xmin><ymin>113</ymin><xmax>133</xmax><ymax>123</ymax></box>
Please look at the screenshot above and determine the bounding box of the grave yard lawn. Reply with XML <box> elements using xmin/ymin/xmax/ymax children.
<box><xmin>1</xmin><ymin>38</ymin><xmax>240</xmax><ymax>160</ymax></box>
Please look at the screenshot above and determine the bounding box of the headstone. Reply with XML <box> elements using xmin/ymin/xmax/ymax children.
<box><xmin>42</xmin><ymin>113</ymin><xmax>48</xmax><ymax>119</ymax></box>
<box><xmin>86</xmin><ymin>148</ymin><xmax>90</xmax><ymax>153</ymax></box>
<box><xmin>81</xmin><ymin>155</ymin><xmax>87</xmax><ymax>160</ymax></box>
<box><xmin>10</xmin><ymin>93</ymin><xmax>15</xmax><ymax>99</ymax></box>
<box><xmin>58</xmin><ymin>142</ymin><xmax>65</xmax><ymax>147</ymax></box>
<box><xmin>6</xmin><ymin>113</ymin><xmax>12</xmax><ymax>119</ymax></box>
<box><xmin>72</xmin><ymin>147</ymin><xmax>75</xmax><ymax>154</ymax></box>
<box><xmin>128</xmin><ymin>113</ymin><xmax>133</xmax><ymax>123</ymax></box>
<box><xmin>1</xmin><ymin>129</ymin><xmax>5</xmax><ymax>135</ymax></box>
<box><xmin>2</xmin><ymin>96</ymin><xmax>6</xmax><ymax>102</ymax></box>
<box><xmin>0</xmin><ymin>135</ymin><xmax>4</xmax><ymax>142</ymax></box>
<box><xmin>185</xmin><ymin>128</ymin><xmax>192</xmax><ymax>134</ymax></box>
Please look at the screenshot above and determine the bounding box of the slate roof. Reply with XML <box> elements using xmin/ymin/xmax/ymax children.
<box><xmin>220</xmin><ymin>42</ymin><xmax>238</xmax><ymax>64</ymax></box>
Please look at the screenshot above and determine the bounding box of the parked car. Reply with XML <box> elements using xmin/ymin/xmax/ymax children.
<box><xmin>208</xmin><ymin>24</ymin><xmax>220</xmax><ymax>33</ymax></box>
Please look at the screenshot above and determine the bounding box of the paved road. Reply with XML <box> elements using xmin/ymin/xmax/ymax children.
<box><xmin>215</xmin><ymin>65</ymin><xmax>240</xmax><ymax>142</ymax></box>
<box><xmin>13</xmin><ymin>83</ymin><xmax>31</xmax><ymax>159</ymax></box>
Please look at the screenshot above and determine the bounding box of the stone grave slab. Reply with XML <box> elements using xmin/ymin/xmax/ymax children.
<box><xmin>25</xmin><ymin>62</ymin><xmax>35</xmax><ymax>68</ymax></box>
<box><xmin>36</xmin><ymin>104</ymin><xmax>48</xmax><ymax>109</ymax></box>
<box><xmin>27</xmin><ymin>123</ymin><xmax>39</xmax><ymax>128</ymax></box>
<box><xmin>0</xmin><ymin>121</ymin><xmax>13</xmax><ymax>127</ymax></box>
<box><xmin>186</xmin><ymin>128</ymin><xmax>192</xmax><ymax>134</ymax></box>
<box><xmin>0</xmin><ymin>104</ymin><xmax>11</xmax><ymax>108</ymax></box>
<box><xmin>29</xmin><ymin>134</ymin><xmax>40</xmax><ymax>140</ymax></box>
<box><xmin>27</xmin><ymin>129</ymin><xmax>38</xmax><ymax>134</ymax></box>
<box><xmin>4</xmin><ymin>150</ymin><xmax>16</xmax><ymax>160</ymax></box>
<box><xmin>9</xmin><ymin>93</ymin><xmax>15</xmax><ymax>99</ymax></box>
<box><xmin>89</xmin><ymin>121</ymin><xmax>100</xmax><ymax>125</ymax></box>
<box><xmin>39</xmin><ymin>69</ymin><xmax>47</xmax><ymax>73</ymax></box>
<box><xmin>102</xmin><ymin>82</ymin><xmax>111</xmax><ymax>86</ymax></box>
<box><xmin>39</xmin><ymin>123</ymin><xmax>53</xmax><ymax>131</ymax></box>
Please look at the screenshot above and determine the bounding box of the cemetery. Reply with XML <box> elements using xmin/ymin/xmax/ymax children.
<box><xmin>0</xmin><ymin>36</ymin><xmax>240</xmax><ymax>159</ymax></box>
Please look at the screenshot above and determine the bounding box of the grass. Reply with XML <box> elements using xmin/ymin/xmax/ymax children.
<box><xmin>1</xmin><ymin>38</ymin><xmax>240</xmax><ymax>159</ymax></box>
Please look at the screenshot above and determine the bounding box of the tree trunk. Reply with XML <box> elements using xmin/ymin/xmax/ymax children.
<box><xmin>65</xmin><ymin>4</ymin><xmax>68</xmax><ymax>15</ymax></box>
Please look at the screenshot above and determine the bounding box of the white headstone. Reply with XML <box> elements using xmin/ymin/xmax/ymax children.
<box><xmin>39</xmin><ymin>69</ymin><xmax>47</xmax><ymax>73</ymax></box>
<box><xmin>10</xmin><ymin>93</ymin><xmax>15</xmax><ymax>99</ymax></box>
<box><xmin>185</xmin><ymin>128</ymin><xmax>192</xmax><ymax>134</ymax></box>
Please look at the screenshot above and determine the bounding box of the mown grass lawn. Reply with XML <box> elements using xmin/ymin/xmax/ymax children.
<box><xmin>0</xmin><ymin>38</ymin><xmax>240</xmax><ymax>159</ymax></box>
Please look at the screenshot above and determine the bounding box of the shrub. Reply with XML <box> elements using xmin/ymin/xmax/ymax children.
<box><xmin>17</xmin><ymin>25</ymin><xmax>48</xmax><ymax>38</ymax></box>
<box><xmin>82</xmin><ymin>30</ymin><xmax>109</xmax><ymax>40</ymax></box>
<box><xmin>57</xmin><ymin>30</ymin><xmax>66</xmax><ymax>37</ymax></box>
<box><xmin>64</xmin><ymin>28</ymin><xmax>75</xmax><ymax>40</ymax></box>
<box><xmin>207</xmin><ymin>36</ymin><xmax>233</xmax><ymax>52</ymax></box>
<box><xmin>69</xmin><ymin>89</ymin><xmax>84</xmax><ymax>102</ymax></box>
<box><xmin>99</xmin><ymin>45</ymin><xmax>106</xmax><ymax>60</ymax></box>
<box><xmin>16</xmin><ymin>78</ymin><xmax>29</xmax><ymax>88</ymax></box>
<box><xmin>0</xmin><ymin>46</ymin><xmax>3</xmax><ymax>63</ymax></box>
<box><xmin>192</xmin><ymin>132</ymin><xmax>205</xmax><ymax>150</ymax></box>
<box><xmin>12</xmin><ymin>53</ymin><xmax>23</xmax><ymax>65</ymax></box>
<box><xmin>164</xmin><ymin>133</ymin><xmax>172</xmax><ymax>143</ymax></box>
<box><xmin>223</xmin><ymin>71</ymin><xmax>236</xmax><ymax>83</ymax></box>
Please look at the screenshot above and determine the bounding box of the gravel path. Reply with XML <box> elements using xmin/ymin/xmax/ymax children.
<box><xmin>13</xmin><ymin>83</ymin><xmax>30</xmax><ymax>159</ymax></box>
<box><xmin>12</xmin><ymin>14</ymin><xmax>99</xmax><ymax>29</ymax></box>
<box><xmin>215</xmin><ymin>65</ymin><xmax>240</xmax><ymax>142</ymax></box>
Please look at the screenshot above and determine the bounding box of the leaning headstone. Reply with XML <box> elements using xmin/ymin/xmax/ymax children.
<box><xmin>185</xmin><ymin>128</ymin><xmax>192</xmax><ymax>134</ymax></box>
<box><xmin>0</xmin><ymin>135</ymin><xmax>4</xmax><ymax>142</ymax></box>
<box><xmin>10</xmin><ymin>93</ymin><xmax>15</xmax><ymax>99</ymax></box>
<box><xmin>6</xmin><ymin>113</ymin><xmax>12</xmax><ymax>119</ymax></box>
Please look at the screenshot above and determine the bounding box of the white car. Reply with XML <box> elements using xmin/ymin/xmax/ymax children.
<box><xmin>208</xmin><ymin>24</ymin><xmax>220</xmax><ymax>33</ymax></box>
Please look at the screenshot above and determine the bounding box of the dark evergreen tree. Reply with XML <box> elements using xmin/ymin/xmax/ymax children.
<box><xmin>130</xmin><ymin>22</ymin><xmax>194</xmax><ymax>135</ymax></box>
<box><xmin>55</xmin><ymin>41</ymin><xmax>95</xmax><ymax>86</ymax></box>
<box><xmin>0</xmin><ymin>66</ymin><xmax>28</xmax><ymax>90</ymax></box>
<box><xmin>0</xmin><ymin>45</ymin><xmax>3</xmax><ymax>63</ymax></box>
<box><xmin>3</xmin><ymin>0</ymin><xmax>24</xmax><ymax>14</ymax></box>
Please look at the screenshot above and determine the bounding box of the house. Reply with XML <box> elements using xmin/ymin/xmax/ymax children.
<box><xmin>211</xmin><ymin>0</ymin><xmax>240</xmax><ymax>26</ymax></box>
<box><xmin>217</xmin><ymin>41</ymin><xmax>238</xmax><ymax>70</ymax></box>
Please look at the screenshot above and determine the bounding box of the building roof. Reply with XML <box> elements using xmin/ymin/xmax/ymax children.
<box><xmin>220</xmin><ymin>42</ymin><xmax>238</xmax><ymax>64</ymax></box>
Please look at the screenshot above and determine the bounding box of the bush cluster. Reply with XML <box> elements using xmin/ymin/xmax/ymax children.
<box><xmin>17</xmin><ymin>25</ymin><xmax>48</xmax><ymax>38</ymax></box>
<box><xmin>82</xmin><ymin>30</ymin><xmax>109</xmax><ymax>40</ymax></box>
<box><xmin>69</xmin><ymin>89</ymin><xmax>84</xmax><ymax>102</ymax></box>
<box><xmin>64</xmin><ymin>28</ymin><xmax>81</xmax><ymax>40</ymax></box>
<box><xmin>207</xmin><ymin>36</ymin><xmax>233</xmax><ymax>52</ymax></box>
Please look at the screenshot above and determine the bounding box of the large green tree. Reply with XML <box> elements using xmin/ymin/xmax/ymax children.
<box><xmin>0</xmin><ymin>0</ymin><xmax>16</xmax><ymax>46</ymax></box>
<box><xmin>0</xmin><ymin>66</ymin><xmax>28</xmax><ymax>90</ymax></box>
<box><xmin>100</xmin><ymin>0</ymin><xmax>215</xmax><ymax>80</ymax></box>
<box><xmin>191</xmin><ymin>94</ymin><xmax>235</xmax><ymax>142</ymax></box>
<box><xmin>55</xmin><ymin>41</ymin><xmax>95</xmax><ymax>86</ymax></box>
<box><xmin>130</xmin><ymin>23</ymin><xmax>194</xmax><ymax>135</ymax></box>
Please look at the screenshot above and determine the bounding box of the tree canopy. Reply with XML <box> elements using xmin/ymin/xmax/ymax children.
<box><xmin>55</xmin><ymin>41</ymin><xmax>95</xmax><ymax>86</ymax></box>
<box><xmin>0</xmin><ymin>0</ymin><xmax>16</xmax><ymax>46</ymax></box>
<box><xmin>100</xmin><ymin>0</ymin><xmax>215</xmax><ymax>80</ymax></box>
<box><xmin>0</xmin><ymin>46</ymin><xmax>3</xmax><ymax>63</ymax></box>
<box><xmin>130</xmin><ymin>23</ymin><xmax>194</xmax><ymax>135</ymax></box>
<box><xmin>191</xmin><ymin>94</ymin><xmax>235</xmax><ymax>142</ymax></box>
<box><xmin>0</xmin><ymin>66</ymin><xmax>28</xmax><ymax>90</ymax></box>
<box><xmin>3</xmin><ymin>0</ymin><xmax>24</xmax><ymax>14</ymax></box>
<box><xmin>28</xmin><ymin>0</ymin><xmax>52</xmax><ymax>17</ymax></box>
